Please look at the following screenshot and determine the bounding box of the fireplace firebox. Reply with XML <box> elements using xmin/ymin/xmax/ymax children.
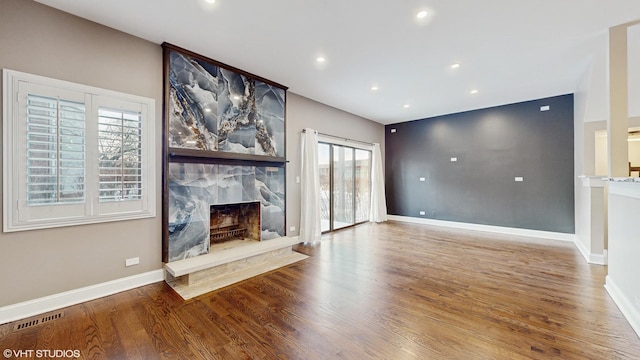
<box><xmin>210</xmin><ymin>202</ymin><xmax>261</xmax><ymax>245</ymax></box>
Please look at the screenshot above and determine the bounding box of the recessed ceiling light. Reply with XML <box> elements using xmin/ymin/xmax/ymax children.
<box><xmin>403</xmin><ymin>104</ymin><xmax>410</xmax><ymax>108</ymax></box>
<box><xmin>470</xmin><ymin>89</ymin><xmax>479</xmax><ymax>94</ymax></box>
<box><xmin>316</xmin><ymin>56</ymin><xmax>326</xmax><ymax>63</ymax></box>
<box><xmin>416</xmin><ymin>10</ymin><xmax>428</xmax><ymax>19</ymax></box>
<box><xmin>451</xmin><ymin>63</ymin><xmax>460</xmax><ymax>69</ymax></box>
<box><xmin>205</xmin><ymin>0</ymin><xmax>215</xmax><ymax>3</ymax></box>
<box><xmin>371</xmin><ymin>86</ymin><xmax>379</xmax><ymax>92</ymax></box>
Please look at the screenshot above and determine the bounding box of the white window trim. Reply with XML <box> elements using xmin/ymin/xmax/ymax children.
<box><xmin>3</xmin><ymin>69</ymin><xmax>156</xmax><ymax>232</ymax></box>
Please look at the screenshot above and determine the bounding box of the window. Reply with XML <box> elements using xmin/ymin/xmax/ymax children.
<box><xmin>3</xmin><ymin>69</ymin><xmax>156</xmax><ymax>232</ymax></box>
<box><xmin>98</xmin><ymin>107</ymin><xmax>142</xmax><ymax>202</ymax></box>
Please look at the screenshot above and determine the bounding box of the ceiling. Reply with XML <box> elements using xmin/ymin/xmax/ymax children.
<box><xmin>35</xmin><ymin>0</ymin><xmax>640</xmax><ymax>125</ymax></box>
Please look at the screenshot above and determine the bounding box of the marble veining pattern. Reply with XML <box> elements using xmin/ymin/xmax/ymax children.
<box><xmin>168</xmin><ymin>50</ymin><xmax>284</xmax><ymax>157</ymax></box>
<box><xmin>168</xmin><ymin>162</ymin><xmax>285</xmax><ymax>261</ymax></box>
<box><xmin>256</xmin><ymin>166</ymin><xmax>285</xmax><ymax>240</ymax></box>
<box><xmin>255</xmin><ymin>82</ymin><xmax>285</xmax><ymax>158</ymax></box>
<box><xmin>169</xmin><ymin>51</ymin><xmax>219</xmax><ymax>150</ymax></box>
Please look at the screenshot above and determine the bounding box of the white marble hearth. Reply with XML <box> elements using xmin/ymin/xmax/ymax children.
<box><xmin>164</xmin><ymin>236</ymin><xmax>307</xmax><ymax>299</ymax></box>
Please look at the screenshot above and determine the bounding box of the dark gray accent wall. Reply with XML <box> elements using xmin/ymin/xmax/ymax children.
<box><xmin>385</xmin><ymin>94</ymin><xmax>575</xmax><ymax>233</ymax></box>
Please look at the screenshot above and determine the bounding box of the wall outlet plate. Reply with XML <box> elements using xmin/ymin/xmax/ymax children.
<box><xmin>419</xmin><ymin>210</ymin><xmax>426</xmax><ymax>216</ymax></box>
<box><xmin>540</xmin><ymin>105</ymin><xmax>550</xmax><ymax>111</ymax></box>
<box><xmin>125</xmin><ymin>257</ymin><xmax>140</xmax><ymax>267</ymax></box>
<box><xmin>515</xmin><ymin>177</ymin><xmax>524</xmax><ymax>182</ymax></box>
<box><xmin>391</xmin><ymin>128</ymin><xmax>397</xmax><ymax>133</ymax></box>
<box><xmin>290</xmin><ymin>226</ymin><xmax>296</xmax><ymax>232</ymax></box>
<box><xmin>451</xmin><ymin>157</ymin><xmax>458</xmax><ymax>162</ymax></box>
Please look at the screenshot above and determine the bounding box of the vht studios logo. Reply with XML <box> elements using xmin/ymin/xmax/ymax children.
<box><xmin>3</xmin><ymin>349</ymin><xmax>81</xmax><ymax>358</ymax></box>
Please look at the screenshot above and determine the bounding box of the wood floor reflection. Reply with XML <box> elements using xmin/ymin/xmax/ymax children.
<box><xmin>1</xmin><ymin>222</ymin><xmax>639</xmax><ymax>359</ymax></box>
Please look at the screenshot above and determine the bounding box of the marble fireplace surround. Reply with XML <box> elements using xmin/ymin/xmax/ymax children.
<box><xmin>167</xmin><ymin>162</ymin><xmax>286</xmax><ymax>262</ymax></box>
<box><xmin>161</xmin><ymin>43</ymin><xmax>306</xmax><ymax>299</ymax></box>
<box><xmin>164</xmin><ymin>161</ymin><xmax>308</xmax><ymax>300</ymax></box>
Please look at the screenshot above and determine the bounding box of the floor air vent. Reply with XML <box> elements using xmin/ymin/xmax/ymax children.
<box><xmin>13</xmin><ymin>311</ymin><xmax>65</xmax><ymax>332</ymax></box>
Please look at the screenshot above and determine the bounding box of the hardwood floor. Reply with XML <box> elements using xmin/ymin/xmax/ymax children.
<box><xmin>2</xmin><ymin>222</ymin><xmax>640</xmax><ymax>359</ymax></box>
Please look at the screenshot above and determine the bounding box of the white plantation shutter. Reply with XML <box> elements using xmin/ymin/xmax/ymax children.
<box><xmin>26</xmin><ymin>94</ymin><xmax>86</xmax><ymax>205</ymax></box>
<box><xmin>3</xmin><ymin>69</ymin><xmax>155</xmax><ymax>232</ymax></box>
<box><xmin>98</xmin><ymin>107</ymin><xmax>142</xmax><ymax>202</ymax></box>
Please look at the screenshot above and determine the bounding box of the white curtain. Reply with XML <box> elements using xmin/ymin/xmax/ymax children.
<box><xmin>299</xmin><ymin>128</ymin><xmax>322</xmax><ymax>243</ymax></box>
<box><xmin>369</xmin><ymin>143</ymin><xmax>388</xmax><ymax>223</ymax></box>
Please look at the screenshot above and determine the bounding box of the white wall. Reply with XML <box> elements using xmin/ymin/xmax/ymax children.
<box><xmin>606</xmin><ymin>183</ymin><xmax>640</xmax><ymax>337</ymax></box>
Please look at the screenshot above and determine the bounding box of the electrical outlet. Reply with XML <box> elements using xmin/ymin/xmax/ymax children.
<box><xmin>451</xmin><ymin>157</ymin><xmax>458</xmax><ymax>162</ymax></box>
<box><xmin>515</xmin><ymin>177</ymin><xmax>524</xmax><ymax>182</ymax></box>
<box><xmin>419</xmin><ymin>210</ymin><xmax>426</xmax><ymax>216</ymax></box>
<box><xmin>295</xmin><ymin>176</ymin><xmax>300</xmax><ymax>184</ymax></box>
<box><xmin>290</xmin><ymin>226</ymin><xmax>296</xmax><ymax>232</ymax></box>
<box><xmin>391</xmin><ymin>128</ymin><xmax>397</xmax><ymax>133</ymax></box>
<box><xmin>125</xmin><ymin>257</ymin><xmax>139</xmax><ymax>267</ymax></box>
<box><xmin>540</xmin><ymin>105</ymin><xmax>550</xmax><ymax>111</ymax></box>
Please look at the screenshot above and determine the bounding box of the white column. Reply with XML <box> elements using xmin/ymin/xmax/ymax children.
<box><xmin>608</xmin><ymin>24</ymin><xmax>630</xmax><ymax>177</ymax></box>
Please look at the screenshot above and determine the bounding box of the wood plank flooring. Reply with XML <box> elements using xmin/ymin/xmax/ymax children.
<box><xmin>2</xmin><ymin>222</ymin><xmax>640</xmax><ymax>359</ymax></box>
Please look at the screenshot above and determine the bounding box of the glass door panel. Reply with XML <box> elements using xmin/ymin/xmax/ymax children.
<box><xmin>355</xmin><ymin>149</ymin><xmax>371</xmax><ymax>223</ymax></box>
<box><xmin>332</xmin><ymin>145</ymin><xmax>355</xmax><ymax>230</ymax></box>
<box><xmin>318</xmin><ymin>143</ymin><xmax>331</xmax><ymax>232</ymax></box>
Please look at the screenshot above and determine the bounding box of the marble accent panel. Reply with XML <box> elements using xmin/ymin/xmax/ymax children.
<box><xmin>218</xmin><ymin>69</ymin><xmax>256</xmax><ymax>154</ymax></box>
<box><xmin>167</xmin><ymin>49</ymin><xmax>284</xmax><ymax>158</ymax></box>
<box><xmin>218</xmin><ymin>165</ymin><xmax>255</xmax><ymax>203</ymax></box>
<box><xmin>256</xmin><ymin>166</ymin><xmax>285</xmax><ymax>240</ymax></box>
<box><xmin>255</xmin><ymin>82</ymin><xmax>285</xmax><ymax>158</ymax></box>
<box><xmin>167</xmin><ymin>163</ymin><xmax>218</xmax><ymax>261</ymax></box>
<box><xmin>168</xmin><ymin>51</ymin><xmax>219</xmax><ymax>150</ymax></box>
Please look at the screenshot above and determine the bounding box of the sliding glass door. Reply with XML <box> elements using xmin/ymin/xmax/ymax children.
<box><xmin>319</xmin><ymin>142</ymin><xmax>371</xmax><ymax>233</ymax></box>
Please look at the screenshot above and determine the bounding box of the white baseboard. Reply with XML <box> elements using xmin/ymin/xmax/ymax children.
<box><xmin>573</xmin><ymin>236</ymin><xmax>608</xmax><ymax>265</ymax></box>
<box><xmin>0</xmin><ymin>269</ymin><xmax>164</xmax><ymax>325</ymax></box>
<box><xmin>589</xmin><ymin>250</ymin><xmax>608</xmax><ymax>265</ymax></box>
<box><xmin>573</xmin><ymin>237</ymin><xmax>591</xmax><ymax>262</ymax></box>
<box><xmin>387</xmin><ymin>215</ymin><xmax>575</xmax><ymax>242</ymax></box>
<box><xmin>605</xmin><ymin>276</ymin><xmax>640</xmax><ymax>338</ymax></box>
